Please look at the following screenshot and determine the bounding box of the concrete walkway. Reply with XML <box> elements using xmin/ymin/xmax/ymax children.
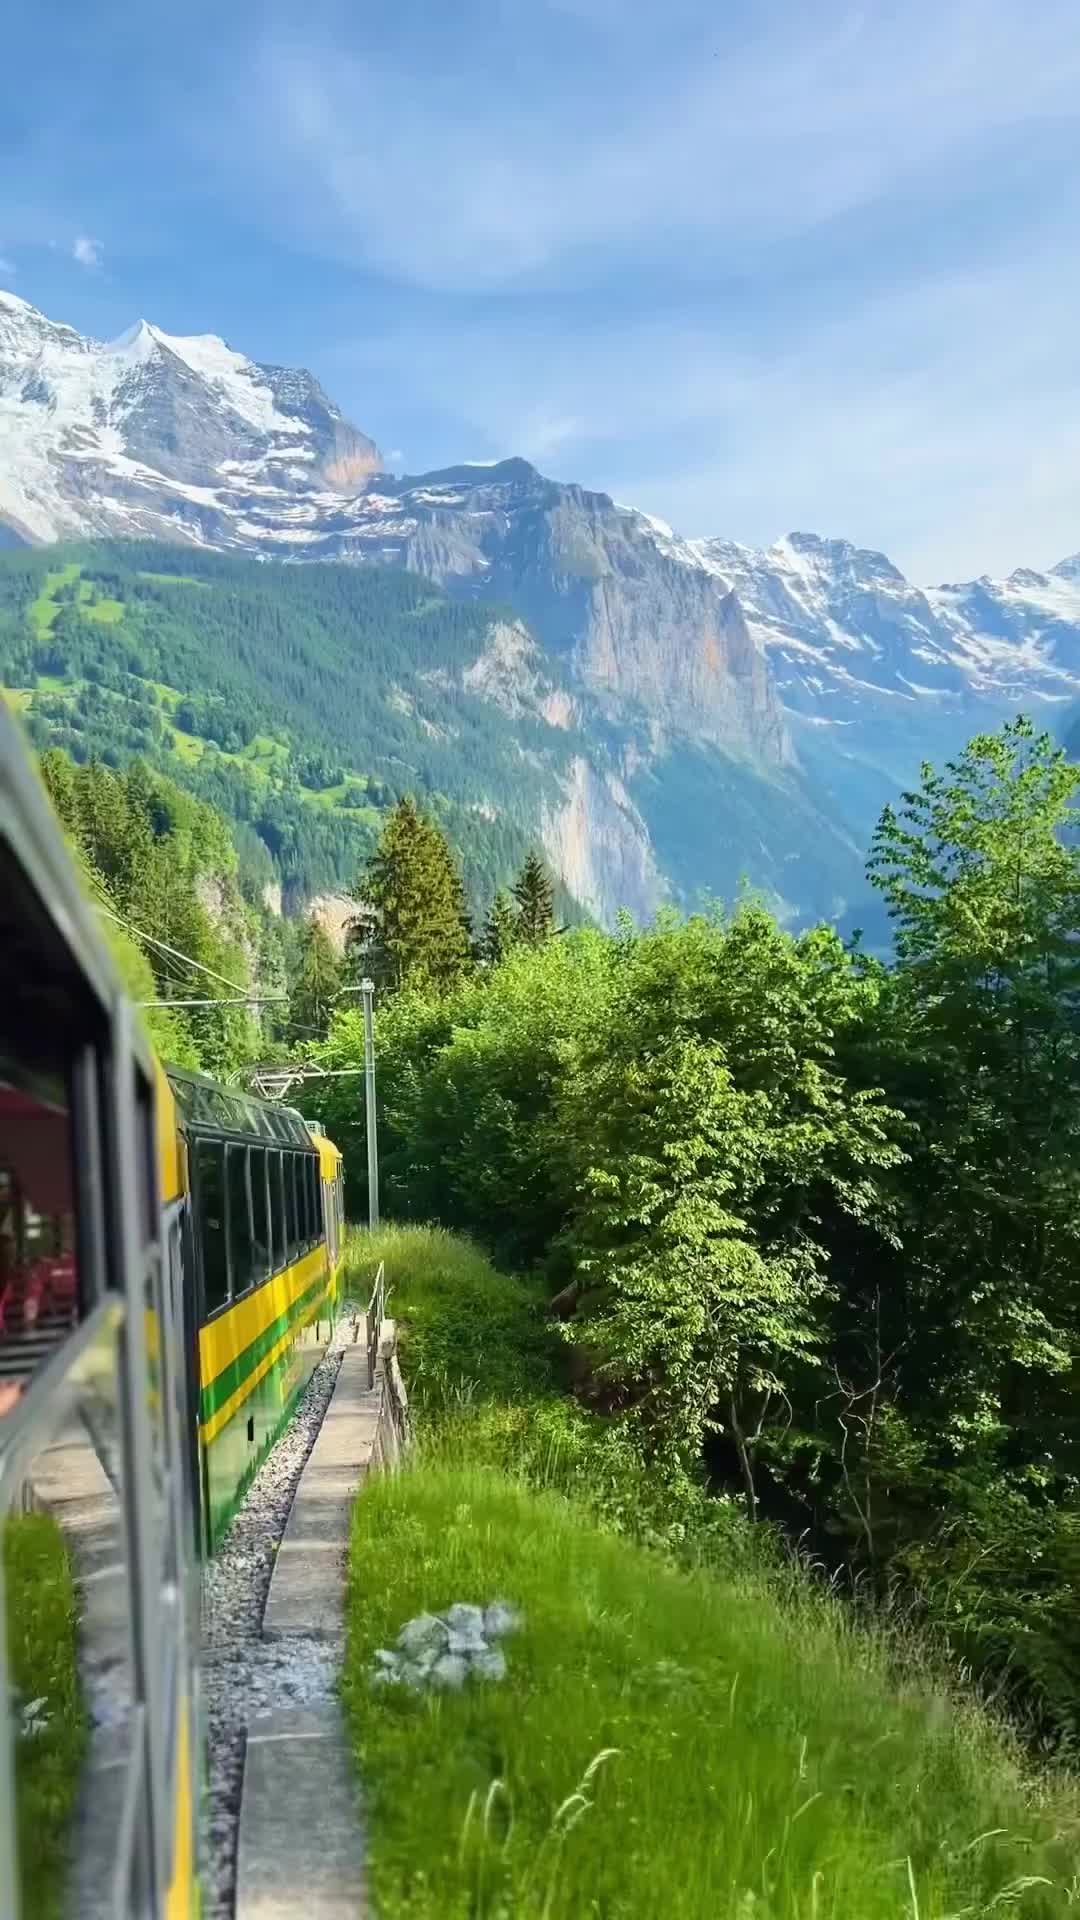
<box><xmin>234</xmin><ymin>1340</ymin><xmax>381</xmax><ymax>1920</ymax></box>
<box><xmin>263</xmin><ymin>1345</ymin><xmax>382</xmax><ymax>1640</ymax></box>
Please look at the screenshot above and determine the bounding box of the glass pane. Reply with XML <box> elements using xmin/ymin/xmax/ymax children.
<box><xmin>2</xmin><ymin>1307</ymin><xmax>136</xmax><ymax>1917</ymax></box>
<box><xmin>196</xmin><ymin>1142</ymin><xmax>228</xmax><ymax>1315</ymax></box>
<box><xmin>249</xmin><ymin>1150</ymin><xmax>270</xmax><ymax>1284</ymax></box>
<box><xmin>267</xmin><ymin>1152</ymin><xmax>284</xmax><ymax>1273</ymax></box>
<box><xmin>285</xmin><ymin>1157</ymin><xmax>298</xmax><ymax>1263</ymax></box>
<box><xmin>0</xmin><ymin>1080</ymin><xmax>81</xmax><ymax>1422</ymax></box>
<box><xmin>226</xmin><ymin>1146</ymin><xmax>252</xmax><ymax>1296</ymax></box>
<box><xmin>298</xmin><ymin>1159</ymin><xmax>310</xmax><ymax>1244</ymax></box>
<box><xmin>309</xmin><ymin>1161</ymin><xmax>320</xmax><ymax>1245</ymax></box>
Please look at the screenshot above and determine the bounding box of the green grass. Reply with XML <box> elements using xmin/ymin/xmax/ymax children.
<box><xmin>167</xmin><ymin>725</ymin><xmax>208</xmax><ymax>764</ymax></box>
<box><xmin>4</xmin><ymin>1512</ymin><xmax>87</xmax><ymax>1918</ymax></box>
<box><xmin>28</xmin><ymin>564</ymin><xmax>80</xmax><ymax>636</ymax></box>
<box><xmin>344</xmin><ymin>1465</ymin><xmax>1080</xmax><ymax>1919</ymax></box>
<box><xmin>342</xmin><ymin>1227</ymin><xmax>1080</xmax><ymax>1918</ymax></box>
<box><xmin>80</xmin><ymin>596</ymin><xmax>123</xmax><ymax>625</ymax></box>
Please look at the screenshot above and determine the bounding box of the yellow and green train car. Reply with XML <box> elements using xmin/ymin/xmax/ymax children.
<box><xmin>0</xmin><ymin>697</ymin><xmax>347</xmax><ymax>1916</ymax></box>
<box><xmin>166</xmin><ymin>1067</ymin><xmax>344</xmax><ymax>1550</ymax></box>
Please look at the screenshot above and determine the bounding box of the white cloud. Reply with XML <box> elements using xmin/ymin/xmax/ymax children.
<box><xmin>518</xmin><ymin>414</ymin><xmax>586</xmax><ymax>462</ymax></box>
<box><xmin>228</xmin><ymin>2</ymin><xmax>1080</xmax><ymax>293</ymax></box>
<box><xmin>0</xmin><ymin>253</ymin><xmax>14</xmax><ymax>278</ymax></box>
<box><xmin>72</xmin><ymin>233</ymin><xmax>102</xmax><ymax>268</ymax></box>
<box><xmin>324</xmin><ymin>217</ymin><xmax>1080</xmax><ymax>582</ymax></box>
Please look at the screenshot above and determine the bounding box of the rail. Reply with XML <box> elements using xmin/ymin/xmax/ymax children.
<box><xmin>365</xmin><ymin>1259</ymin><xmax>386</xmax><ymax>1388</ymax></box>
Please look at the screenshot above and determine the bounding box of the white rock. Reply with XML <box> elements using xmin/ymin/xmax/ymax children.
<box><xmin>447</xmin><ymin>1626</ymin><xmax>488</xmax><ymax>1656</ymax></box>
<box><xmin>483</xmin><ymin>1601</ymin><xmax>520</xmax><ymax>1639</ymax></box>
<box><xmin>430</xmin><ymin>1653</ymin><xmax>468</xmax><ymax>1690</ymax></box>
<box><xmin>472</xmin><ymin>1646</ymin><xmax>508</xmax><ymax>1683</ymax></box>
<box><xmin>397</xmin><ymin>1612</ymin><xmax>447</xmax><ymax>1657</ymax></box>
<box><xmin>444</xmin><ymin>1603</ymin><xmax>486</xmax><ymax>1637</ymax></box>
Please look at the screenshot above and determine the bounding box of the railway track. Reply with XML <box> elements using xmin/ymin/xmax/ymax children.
<box><xmin>200</xmin><ymin>1306</ymin><xmax>361</xmax><ymax>1920</ymax></box>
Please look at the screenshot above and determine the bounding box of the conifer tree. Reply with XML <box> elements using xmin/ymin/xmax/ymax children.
<box><xmin>288</xmin><ymin>918</ymin><xmax>342</xmax><ymax>1043</ymax></box>
<box><xmin>357</xmin><ymin>795</ymin><xmax>472</xmax><ymax>991</ymax></box>
<box><xmin>483</xmin><ymin>888</ymin><xmax>520</xmax><ymax>965</ymax></box>
<box><xmin>512</xmin><ymin>850</ymin><xmax>555</xmax><ymax>946</ymax></box>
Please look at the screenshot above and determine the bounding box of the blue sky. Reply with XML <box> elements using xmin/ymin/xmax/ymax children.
<box><xmin>3</xmin><ymin>0</ymin><xmax>1080</xmax><ymax>579</ymax></box>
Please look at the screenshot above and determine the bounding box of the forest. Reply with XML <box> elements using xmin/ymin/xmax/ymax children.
<box><xmin>0</xmin><ymin>542</ymin><xmax>581</xmax><ymax>916</ymax></box>
<box><xmin>313</xmin><ymin>717</ymin><xmax>1080</xmax><ymax>1748</ymax></box>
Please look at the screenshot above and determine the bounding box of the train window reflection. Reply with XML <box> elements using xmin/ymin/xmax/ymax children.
<box><xmin>226</xmin><ymin>1144</ymin><xmax>253</xmax><ymax>1296</ymax></box>
<box><xmin>250</xmin><ymin>1148</ymin><xmax>270</xmax><ymax>1283</ymax></box>
<box><xmin>0</xmin><ymin>1082</ymin><xmax>80</xmax><ymax>1418</ymax></box>
<box><xmin>196</xmin><ymin>1142</ymin><xmax>228</xmax><ymax>1316</ymax></box>
<box><xmin>284</xmin><ymin>1154</ymin><xmax>299</xmax><ymax>1262</ymax></box>
<box><xmin>4</xmin><ymin>1309</ymin><xmax>134</xmax><ymax>1915</ymax></box>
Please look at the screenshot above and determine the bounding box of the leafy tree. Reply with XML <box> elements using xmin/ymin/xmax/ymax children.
<box><xmin>482</xmin><ymin>888</ymin><xmax>520</xmax><ymax>964</ymax></box>
<box><xmin>513</xmin><ymin>850</ymin><xmax>555</xmax><ymax>946</ymax></box>
<box><xmin>314</xmin><ymin>929</ymin><xmax>619</xmax><ymax>1262</ymax></box>
<box><xmin>559</xmin><ymin>909</ymin><xmax>904</xmax><ymax>1512</ymax></box>
<box><xmin>355</xmin><ymin>796</ymin><xmax>473</xmax><ymax>993</ymax></box>
<box><xmin>867</xmin><ymin>718</ymin><xmax>1080</xmax><ymax>1462</ymax></box>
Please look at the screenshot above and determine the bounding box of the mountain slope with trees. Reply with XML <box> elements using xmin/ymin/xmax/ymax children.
<box><xmin>0</xmin><ymin>542</ymin><xmax>596</xmax><ymax>921</ymax></box>
<box><xmin>0</xmin><ymin>539</ymin><xmax>873</xmax><ymax>931</ymax></box>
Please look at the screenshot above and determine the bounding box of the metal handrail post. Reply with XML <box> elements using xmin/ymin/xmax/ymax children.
<box><xmin>361</xmin><ymin>978</ymin><xmax>379</xmax><ymax>1231</ymax></box>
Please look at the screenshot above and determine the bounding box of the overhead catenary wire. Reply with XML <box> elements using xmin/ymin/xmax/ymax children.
<box><xmin>136</xmin><ymin>994</ymin><xmax>290</xmax><ymax>1009</ymax></box>
<box><xmin>95</xmin><ymin>902</ymin><xmax>253</xmax><ymax>994</ymax></box>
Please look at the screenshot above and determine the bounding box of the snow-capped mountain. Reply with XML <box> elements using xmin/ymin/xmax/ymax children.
<box><xmin>0</xmin><ymin>291</ymin><xmax>381</xmax><ymax>547</ymax></box>
<box><xmin>4</xmin><ymin>290</ymin><xmax>1080</xmax><ymax>929</ymax></box>
<box><xmin>692</xmin><ymin>530</ymin><xmax>1080</xmax><ymax>719</ymax></box>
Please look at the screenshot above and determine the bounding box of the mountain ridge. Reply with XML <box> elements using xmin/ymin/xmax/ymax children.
<box><xmin>4</xmin><ymin>292</ymin><xmax>1080</xmax><ymax>931</ymax></box>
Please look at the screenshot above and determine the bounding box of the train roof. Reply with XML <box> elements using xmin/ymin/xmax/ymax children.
<box><xmin>165</xmin><ymin>1063</ymin><xmax>315</xmax><ymax>1148</ymax></box>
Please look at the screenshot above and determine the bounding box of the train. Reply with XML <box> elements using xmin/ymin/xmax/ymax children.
<box><xmin>0</xmin><ymin>701</ymin><xmax>346</xmax><ymax>1918</ymax></box>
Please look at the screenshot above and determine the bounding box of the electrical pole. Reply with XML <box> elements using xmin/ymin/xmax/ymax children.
<box><xmin>361</xmin><ymin>977</ymin><xmax>380</xmax><ymax>1229</ymax></box>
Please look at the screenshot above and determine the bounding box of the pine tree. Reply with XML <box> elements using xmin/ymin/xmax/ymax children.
<box><xmin>357</xmin><ymin>796</ymin><xmax>472</xmax><ymax>992</ymax></box>
<box><xmin>512</xmin><ymin>850</ymin><xmax>555</xmax><ymax>946</ymax></box>
<box><xmin>288</xmin><ymin>918</ymin><xmax>342</xmax><ymax>1043</ymax></box>
<box><xmin>482</xmin><ymin>889</ymin><xmax>520</xmax><ymax>965</ymax></box>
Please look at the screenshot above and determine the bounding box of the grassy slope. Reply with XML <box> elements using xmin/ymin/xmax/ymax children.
<box><xmin>4</xmin><ymin>1512</ymin><xmax>87</xmax><ymax>1918</ymax></box>
<box><xmin>341</xmin><ymin>1227</ymin><xmax>1080</xmax><ymax>1920</ymax></box>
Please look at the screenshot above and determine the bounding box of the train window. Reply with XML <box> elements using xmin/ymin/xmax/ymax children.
<box><xmin>133</xmin><ymin>1064</ymin><xmax>157</xmax><ymax>1248</ymax></box>
<box><xmin>268</xmin><ymin>1150</ymin><xmax>285</xmax><ymax>1271</ymax></box>
<box><xmin>249</xmin><ymin>1147</ymin><xmax>270</xmax><ymax>1283</ymax></box>
<box><xmin>196</xmin><ymin>1141</ymin><xmax>228</xmax><ymax>1315</ymax></box>
<box><xmin>284</xmin><ymin>1154</ymin><xmax>299</xmax><ymax>1262</ymax></box>
<box><xmin>0</xmin><ymin>833</ymin><xmax>108</xmax><ymax>1411</ymax></box>
<box><xmin>299</xmin><ymin>1157</ymin><xmax>312</xmax><ymax>1243</ymax></box>
<box><xmin>307</xmin><ymin>1159</ymin><xmax>320</xmax><ymax>1245</ymax></box>
<box><xmin>226</xmin><ymin>1144</ymin><xmax>253</xmax><ymax>1296</ymax></box>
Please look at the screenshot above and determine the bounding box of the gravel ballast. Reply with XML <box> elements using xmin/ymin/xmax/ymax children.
<box><xmin>200</xmin><ymin>1310</ymin><xmax>360</xmax><ymax>1920</ymax></box>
